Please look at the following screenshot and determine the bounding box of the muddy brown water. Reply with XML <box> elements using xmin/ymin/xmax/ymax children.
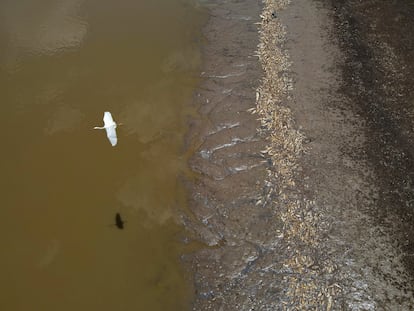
<box><xmin>0</xmin><ymin>0</ymin><xmax>205</xmax><ymax>310</ymax></box>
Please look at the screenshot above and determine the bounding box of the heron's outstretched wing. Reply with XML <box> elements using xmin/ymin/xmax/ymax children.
<box><xmin>103</xmin><ymin>111</ymin><xmax>114</xmax><ymax>126</ymax></box>
<box><xmin>105</xmin><ymin>126</ymin><xmax>117</xmax><ymax>146</ymax></box>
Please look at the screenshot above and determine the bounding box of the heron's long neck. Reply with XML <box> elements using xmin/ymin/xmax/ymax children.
<box><xmin>94</xmin><ymin>126</ymin><xmax>105</xmax><ymax>129</ymax></box>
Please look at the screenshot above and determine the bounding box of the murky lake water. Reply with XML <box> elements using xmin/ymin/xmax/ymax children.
<box><xmin>0</xmin><ymin>0</ymin><xmax>205</xmax><ymax>310</ymax></box>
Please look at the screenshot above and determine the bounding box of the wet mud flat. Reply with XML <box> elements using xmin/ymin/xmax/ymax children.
<box><xmin>185</xmin><ymin>0</ymin><xmax>414</xmax><ymax>310</ymax></box>
<box><xmin>183</xmin><ymin>0</ymin><xmax>271</xmax><ymax>309</ymax></box>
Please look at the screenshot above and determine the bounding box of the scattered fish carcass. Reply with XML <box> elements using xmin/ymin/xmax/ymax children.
<box><xmin>252</xmin><ymin>0</ymin><xmax>341</xmax><ymax>308</ymax></box>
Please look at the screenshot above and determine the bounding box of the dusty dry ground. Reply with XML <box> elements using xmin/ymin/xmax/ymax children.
<box><xmin>184</xmin><ymin>0</ymin><xmax>414</xmax><ymax>309</ymax></box>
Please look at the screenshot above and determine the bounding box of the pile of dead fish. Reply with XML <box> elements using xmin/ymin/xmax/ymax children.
<box><xmin>251</xmin><ymin>0</ymin><xmax>340</xmax><ymax>309</ymax></box>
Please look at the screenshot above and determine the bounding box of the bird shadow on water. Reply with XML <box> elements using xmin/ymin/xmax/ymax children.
<box><xmin>108</xmin><ymin>212</ymin><xmax>126</xmax><ymax>230</ymax></box>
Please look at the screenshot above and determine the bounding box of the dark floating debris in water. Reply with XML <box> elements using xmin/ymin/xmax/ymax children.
<box><xmin>115</xmin><ymin>212</ymin><xmax>125</xmax><ymax>229</ymax></box>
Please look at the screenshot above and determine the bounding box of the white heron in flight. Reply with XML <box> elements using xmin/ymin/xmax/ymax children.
<box><xmin>94</xmin><ymin>111</ymin><xmax>118</xmax><ymax>146</ymax></box>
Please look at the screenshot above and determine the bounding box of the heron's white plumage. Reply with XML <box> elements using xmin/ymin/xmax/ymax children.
<box><xmin>103</xmin><ymin>111</ymin><xmax>115</xmax><ymax>126</ymax></box>
<box><xmin>105</xmin><ymin>125</ymin><xmax>117</xmax><ymax>146</ymax></box>
<box><xmin>94</xmin><ymin>111</ymin><xmax>118</xmax><ymax>146</ymax></box>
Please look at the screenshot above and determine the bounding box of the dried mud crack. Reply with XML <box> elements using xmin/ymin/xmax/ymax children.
<box><xmin>184</xmin><ymin>0</ymin><xmax>414</xmax><ymax>310</ymax></box>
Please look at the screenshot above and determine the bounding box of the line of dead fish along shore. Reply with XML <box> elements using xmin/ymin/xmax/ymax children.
<box><xmin>252</xmin><ymin>0</ymin><xmax>340</xmax><ymax>309</ymax></box>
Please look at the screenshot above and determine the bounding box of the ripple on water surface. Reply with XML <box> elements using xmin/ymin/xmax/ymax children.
<box><xmin>0</xmin><ymin>0</ymin><xmax>205</xmax><ymax>310</ymax></box>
